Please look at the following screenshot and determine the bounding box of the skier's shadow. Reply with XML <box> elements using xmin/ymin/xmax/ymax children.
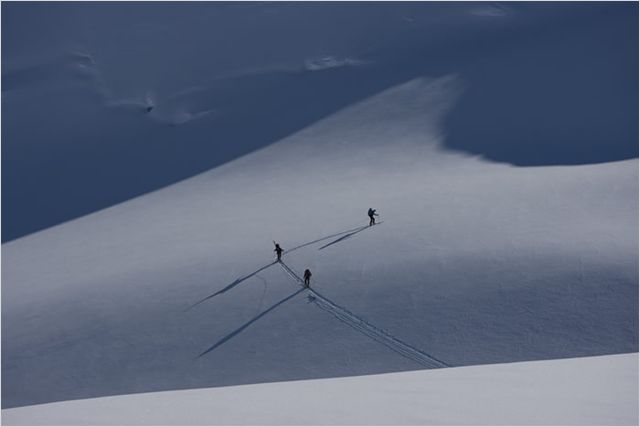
<box><xmin>284</xmin><ymin>225</ymin><xmax>367</xmax><ymax>254</ymax></box>
<box><xmin>186</xmin><ymin>261</ymin><xmax>278</xmax><ymax>311</ymax></box>
<box><xmin>198</xmin><ymin>287</ymin><xmax>305</xmax><ymax>357</ymax></box>
<box><xmin>186</xmin><ymin>224</ymin><xmax>370</xmax><ymax>310</ymax></box>
<box><xmin>318</xmin><ymin>222</ymin><xmax>382</xmax><ymax>251</ymax></box>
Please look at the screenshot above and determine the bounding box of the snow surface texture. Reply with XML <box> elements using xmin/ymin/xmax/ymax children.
<box><xmin>3</xmin><ymin>354</ymin><xmax>638</xmax><ymax>426</ymax></box>
<box><xmin>1</xmin><ymin>1</ymin><xmax>638</xmax><ymax>420</ymax></box>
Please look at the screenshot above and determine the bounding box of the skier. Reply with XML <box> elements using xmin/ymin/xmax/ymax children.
<box><xmin>368</xmin><ymin>208</ymin><xmax>379</xmax><ymax>226</ymax></box>
<box><xmin>274</xmin><ymin>242</ymin><xmax>284</xmax><ymax>261</ymax></box>
<box><xmin>303</xmin><ymin>269</ymin><xmax>312</xmax><ymax>287</ymax></box>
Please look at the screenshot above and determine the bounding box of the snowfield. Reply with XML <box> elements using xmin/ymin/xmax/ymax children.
<box><xmin>2</xmin><ymin>2</ymin><xmax>637</xmax><ymax>425</ymax></box>
<box><xmin>3</xmin><ymin>75</ymin><xmax>637</xmax><ymax>410</ymax></box>
<box><xmin>3</xmin><ymin>354</ymin><xmax>638</xmax><ymax>425</ymax></box>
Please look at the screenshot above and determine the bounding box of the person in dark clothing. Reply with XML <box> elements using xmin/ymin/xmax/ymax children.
<box><xmin>274</xmin><ymin>243</ymin><xmax>284</xmax><ymax>261</ymax></box>
<box><xmin>303</xmin><ymin>269</ymin><xmax>312</xmax><ymax>287</ymax></box>
<box><xmin>368</xmin><ymin>208</ymin><xmax>379</xmax><ymax>226</ymax></box>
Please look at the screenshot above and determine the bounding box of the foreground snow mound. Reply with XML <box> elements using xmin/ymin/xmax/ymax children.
<box><xmin>2</xmin><ymin>76</ymin><xmax>637</xmax><ymax>408</ymax></box>
<box><xmin>2</xmin><ymin>354</ymin><xmax>638</xmax><ymax>425</ymax></box>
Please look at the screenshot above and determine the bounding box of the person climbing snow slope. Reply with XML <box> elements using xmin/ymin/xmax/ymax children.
<box><xmin>303</xmin><ymin>269</ymin><xmax>312</xmax><ymax>287</ymax></box>
<box><xmin>368</xmin><ymin>208</ymin><xmax>379</xmax><ymax>226</ymax></box>
<box><xmin>274</xmin><ymin>242</ymin><xmax>284</xmax><ymax>261</ymax></box>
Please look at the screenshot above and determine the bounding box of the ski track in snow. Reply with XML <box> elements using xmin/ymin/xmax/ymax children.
<box><xmin>279</xmin><ymin>261</ymin><xmax>449</xmax><ymax>369</ymax></box>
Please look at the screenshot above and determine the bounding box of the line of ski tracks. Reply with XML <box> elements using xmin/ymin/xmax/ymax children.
<box><xmin>279</xmin><ymin>262</ymin><xmax>449</xmax><ymax>369</ymax></box>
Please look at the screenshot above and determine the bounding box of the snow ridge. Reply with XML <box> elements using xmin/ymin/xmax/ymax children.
<box><xmin>279</xmin><ymin>262</ymin><xmax>449</xmax><ymax>369</ymax></box>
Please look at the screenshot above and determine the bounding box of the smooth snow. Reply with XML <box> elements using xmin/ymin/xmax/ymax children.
<box><xmin>2</xmin><ymin>354</ymin><xmax>637</xmax><ymax>425</ymax></box>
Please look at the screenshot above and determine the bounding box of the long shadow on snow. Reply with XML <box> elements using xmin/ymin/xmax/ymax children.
<box><xmin>318</xmin><ymin>223</ymin><xmax>382</xmax><ymax>251</ymax></box>
<box><xmin>186</xmin><ymin>261</ymin><xmax>278</xmax><ymax>311</ymax></box>
<box><xmin>198</xmin><ymin>288</ymin><xmax>305</xmax><ymax>358</ymax></box>
<box><xmin>187</xmin><ymin>224</ymin><xmax>369</xmax><ymax>310</ymax></box>
<box><xmin>285</xmin><ymin>225</ymin><xmax>368</xmax><ymax>253</ymax></box>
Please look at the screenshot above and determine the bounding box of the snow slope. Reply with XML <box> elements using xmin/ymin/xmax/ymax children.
<box><xmin>2</xmin><ymin>75</ymin><xmax>637</xmax><ymax>409</ymax></box>
<box><xmin>3</xmin><ymin>354</ymin><xmax>638</xmax><ymax>425</ymax></box>
<box><xmin>2</xmin><ymin>1</ymin><xmax>638</xmax><ymax>420</ymax></box>
<box><xmin>3</xmin><ymin>2</ymin><xmax>636</xmax><ymax>241</ymax></box>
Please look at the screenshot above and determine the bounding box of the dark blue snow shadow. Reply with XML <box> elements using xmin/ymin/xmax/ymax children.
<box><xmin>440</xmin><ymin>5</ymin><xmax>638</xmax><ymax>166</ymax></box>
<box><xmin>3</xmin><ymin>3</ymin><xmax>636</xmax><ymax>242</ymax></box>
<box><xmin>318</xmin><ymin>223</ymin><xmax>382</xmax><ymax>250</ymax></box>
<box><xmin>3</xmin><ymin>61</ymin><xmax>406</xmax><ymax>242</ymax></box>
<box><xmin>198</xmin><ymin>288</ymin><xmax>304</xmax><ymax>357</ymax></box>
<box><xmin>1</xmin><ymin>4</ymin><xmax>438</xmax><ymax>243</ymax></box>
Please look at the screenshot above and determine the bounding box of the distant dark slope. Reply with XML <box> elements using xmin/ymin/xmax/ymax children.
<box><xmin>2</xmin><ymin>2</ymin><xmax>637</xmax><ymax>242</ymax></box>
<box><xmin>442</xmin><ymin>4</ymin><xmax>638</xmax><ymax>166</ymax></box>
<box><xmin>1</xmin><ymin>64</ymin><xmax>415</xmax><ymax>242</ymax></box>
<box><xmin>0</xmin><ymin>2</ymin><xmax>465</xmax><ymax>243</ymax></box>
